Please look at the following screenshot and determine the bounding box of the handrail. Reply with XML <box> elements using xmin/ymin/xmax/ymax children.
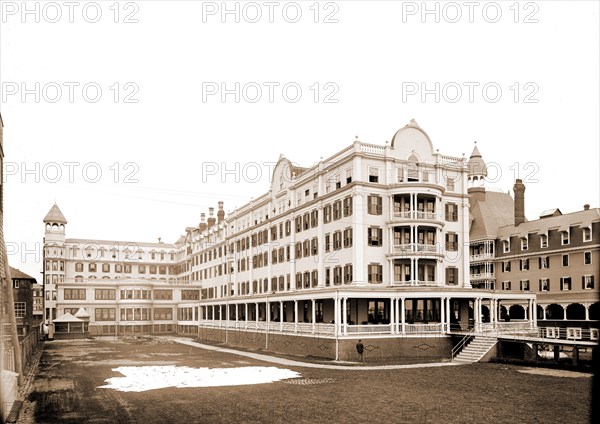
<box><xmin>451</xmin><ymin>327</ymin><xmax>477</xmax><ymax>360</ymax></box>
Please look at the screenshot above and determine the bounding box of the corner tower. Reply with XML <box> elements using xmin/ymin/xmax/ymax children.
<box><xmin>467</xmin><ymin>142</ymin><xmax>487</xmax><ymax>190</ymax></box>
<box><xmin>43</xmin><ymin>204</ymin><xmax>68</xmax><ymax>328</ymax></box>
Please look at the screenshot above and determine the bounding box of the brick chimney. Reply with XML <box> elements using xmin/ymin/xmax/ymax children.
<box><xmin>584</xmin><ymin>204</ymin><xmax>590</xmax><ymax>210</ymax></box>
<box><xmin>513</xmin><ymin>179</ymin><xmax>526</xmax><ymax>226</ymax></box>
<box><xmin>217</xmin><ymin>201</ymin><xmax>225</xmax><ymax>223</ymax></box>
<box><xmin>199</xmin><ymin>213</ymin><xmax>207</xmax><ymax>232</ymax></box>
<box><xmin>207</xmin><ymin>207</ymin><xmax>216</xmax><ymax>228</ymax></box>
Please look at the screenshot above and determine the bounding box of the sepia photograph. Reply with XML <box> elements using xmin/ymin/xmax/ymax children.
<box><xmin>0</xmin><ymin>1</ymin><xmax>598</xmax><ymax>423</ymax></box>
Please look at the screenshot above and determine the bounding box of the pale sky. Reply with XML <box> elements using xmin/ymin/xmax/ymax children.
<box><xmin>1</xmin><ymin>0</ymin><xmax>599</xmax><ymax>280</ymax></box>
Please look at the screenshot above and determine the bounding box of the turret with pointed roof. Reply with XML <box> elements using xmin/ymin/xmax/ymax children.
<box><xmin>467</xmin><ymin>142</ymin><xmax>487</xmax><ymax>189</ymax></box>
<box><xmin>43</xmin><ymin>203</ymin><xmax>68</xmax><ymax>224</ymax></box>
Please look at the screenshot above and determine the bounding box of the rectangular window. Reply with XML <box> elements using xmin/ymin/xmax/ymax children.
<box><xmin>333</xmin><ymin>200</ymin><xmax>342</xmax><ymax>220</ymax></box>
<box><xmin>102</xmin><ymin>263</ymin><xmax>110</xmax><ymax>273</ymax></box>
<box><xmin>521</xmin><ymin>237</ymin><xmax>528</xmax><ymax>250</ymax></box>
<box><xmin>445</xmin><ymin>203</ymin><xmax>458</xmax><ymax>222</ymax></box>
<box><xmin>539</xmin><ymin>256</ymin><xmax>549</xmax><ymax>269</ymax></box>
<box><xmin>95</xmin><ymin>308</ymin><xmax>116</xmax><ymax>321</ymax></box>
<box><xmin>583</xmin><ymin>226</ymin><xmax>592</xmax><ymax>242</ymax></box>
<box><xmin>540</xmin><ymin>233</ymin><xmax>548</xmax><ymax>248</ymax></box>
<box><xmin>303</xmin><ymin>213</ymin><xmax>310</xmax><ymax>230</ymax></box>
<box><xmin>343</xmin><ymin>196</ymin><xmax>353</xmax><ymax>217</ymax></box>
<box><xmin>560</xmin><ymin>277</ymin><xmax>571</xmax><ymax>291</ymax></box>
<box><xmin>520</xmin><ymin>280</ymin><xmax>530</xmax><ymax>291</ymax></box>
<box><xmin>311</xmin><ymin>238</ymin><xmax>318</xmax><ymax>255</ymax></box>
<box><xmin>303</xmin><ymin>240</ymin><xmax>310</xmax><ymax>257</ymax></box>
<box><xmin>539</xmin><ymin>278</ymin><xmax>549</xmax><ymax>292</ymax></box>
<box><xmin>502</xmin><ymin>261</ymin><xmax>511</xmax><ymax>273</ymax></box>
<box><xmin>367</xmin><ymin>195</ymin><xmax>382</xmax><ymax>215</ymax></box>
<box><xmin>95</xmin><ymin>289</ymin><xmax>116</xmax><ymax>300</ymax></box>
<box><xmin>75</xmin><ymin>262</ymin><xmax>83</xmax><ymax>272</ymax></box>
<box><xmin>503</xmin><ymin>240</ymin><xmax>510</xmax><ymax>253</ymax></box>
<box><xmin>502</xmin><ymin>281</ymin><xmax>511</xmax><ymax>290</ymax></box>
<box><xmin>325</xmin><ymin>268</ymin><xmax>331</xmax><ymax>286</ymax></box>
<box><xmin>325</xmin><ymin>233</ymin><xmax>331</xmax><ymax>252</ymax></box>
<box><xmin>343</xmin><ymin>228</ymin><xmax>353</xmax><ymax>248</ymax></box>
<box><xmin>368</xmin><ymin>263</ymin><xmax>383</xmax><ymax>284</ymax></box>
<box><xmin>64</xmin><ymin>289</ymin><xmax>86</xmax><ymax>300</ymax></box>
<box><xmin>346</xmin><ymin>168</ymin><xmax>352</xmax><ymax>184</ymax></box>
<box><xmin>310</xmin><ymin>210</ymin><xmax>318</xmax><ymax>228</ymax></box>
<box><xmin>89</xmin><ymin>263</ymin><xmax>97</xmax><ymax>272</ymax></box>
<box><xmin>562</xmin><ymin>254</ymin><xmax>569</xmax><ymax>267</ymax></box>
<box><xmin>295</xmin><ymin>217</ymin><xmax>302</xmax><ymax>233</ymax></box>
<box><xmin>154</xmin><ymin>308</ymin><xmax>173</xmax><ymax>320</ymax></box>
<box><xmin>583</xmin><ymin>275</ymin><xmax>594</xmax><ymax>290</ymax></box>
<box><xmin>323</xmin><ymin>205</ymin><xmax>332</xmax><ymax>223</ymax></box>
<box><xmin>584</xmin><ymin>251</ymin><xmax>592</xmax><ymax>265</ymax></box>
<box><xmin>561</xmin><ymin>230</ymin><xmax>570</xmax><ymax>245</ymax></box>
<box><xmin>446</xmin><ymin>178</ymin><xmax>455</xmax><ymax>191</ymax></box>
<box><xmin>344</xmin><ymin>264</ymin><xmax>353</xmax><ymax>284</ymax></box>
<box><xmin>446</xmin><ymin>267</ymin><xmax>457</xmax><ymax>285</ymax></box>
<box><xmin>154</xmin><ymin>290</ymin><xmax>173</xmax><ymax>300</ymax></box>
<box><xmin>285</xmin><ymin>220</ymin><xmax>291</xmax><ymax>236</ymax></box>
<box><xmin>367</xmin><ymin>227</ymin><xmax>383</xmax><ymax>246</ymax></box>
<box><xmin>520</xmin><ymin>259</ymin><xmax>529</xmax><ymax>271</ymax></box>
<box><xmin>14</xmin><ymin>302</ymin><xmax>26</xmax><ymax>318</ymax></box>
<box><xmin>333</xmin><ymin>231</ymin><xmax>342</xmax><ymax>250</ymax></box>
<box><xmin>295</xmin><ymin>242</ymin><xmax>302</xmax><ymax>259</ymax></box>
<box><xmin>368</xmin><ymin>167</ymin><xmax>379</xmax><ymax>183</ymax></box>
<box><xmin>445</xmin><ymin>233</ymin><xmax>458</xmax><ymax>251</ymax></box>
<box><xmin>333</xmin><ymin>266</ymin><xmax>342</xmax><ymax>285</ymax></box>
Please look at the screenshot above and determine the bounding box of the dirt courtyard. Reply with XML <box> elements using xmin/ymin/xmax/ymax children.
<box><xmin>18</xmin><ymin>337</ymin><xmax>593</xmax><ymax>423</ymax></box>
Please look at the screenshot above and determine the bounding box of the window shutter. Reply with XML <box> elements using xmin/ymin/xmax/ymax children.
<box><xmin>582</xmin><ymin>276</ymin><xmax>585</xmax><ymax>290</ymax></box>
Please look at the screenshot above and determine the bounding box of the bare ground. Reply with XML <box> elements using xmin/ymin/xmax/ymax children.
<box><xmin>18</xmin><ymin>337</ymin><xmax>593</xmax><ymax>424</ymax></box>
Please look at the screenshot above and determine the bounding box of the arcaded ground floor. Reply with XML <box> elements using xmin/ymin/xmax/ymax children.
<box><xmin>16</xmin><ymin>338</ymin><xmax>593</xmax><ymax>424</ymax></box>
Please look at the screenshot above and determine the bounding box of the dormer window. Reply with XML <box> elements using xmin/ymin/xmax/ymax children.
<box><xmin>561</xmin><ymin>229</ymin><xmax>570</xmax><ymax>245</ymax></box>
<box><xmin>521</xmin><ymin>236</ymin><xmax>528</xmax><ymax>251</ymax></box>
<box><xmin>583</xmin><ymin>226</ymin><xmax>592</xmax><ymax>242</ymax></box>
<box><xmin>540</xmin><ymin>233</ymin><xmax>548</xmax><ymax>248</ymax></box>
<box><xmin>502</xmin><ymin>239</ymin><xmax>510</xmax><ymax>253</ymax></box>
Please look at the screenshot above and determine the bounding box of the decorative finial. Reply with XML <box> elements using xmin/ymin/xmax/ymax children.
<box><xmin>355</xmin><ymin>135</ymin><xmax>359</xmax><ymax>140</ymax></box>
<box><xmin>474</xmin><ymin>141</ymin><xmax>477</xmax><ymax>144</ymax></box>
<box><xmin>385</xmin><ymin>140</ymin><xmax>389</xmax><ymax>145</ymax></box>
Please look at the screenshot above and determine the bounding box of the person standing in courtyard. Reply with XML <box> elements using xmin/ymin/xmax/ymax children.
<box><xmin>356</xmin><ymin>339</ymin><xmax>364</xmax><ymax>362</ymax></box>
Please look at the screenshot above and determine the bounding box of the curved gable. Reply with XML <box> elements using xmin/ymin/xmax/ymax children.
<box><xmin>390</xmin><ymin>119</ymin><xmax>435</xmax><ymax>162</ymax></box>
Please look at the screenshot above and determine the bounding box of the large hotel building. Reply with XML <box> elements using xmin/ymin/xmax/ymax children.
<box><xmin>42</xmin><ymin>120</ymin><xmax>598</xmax><ymax>360</ymax></box>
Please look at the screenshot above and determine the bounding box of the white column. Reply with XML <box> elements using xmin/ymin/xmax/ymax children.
<box><xmin>542</xmin><ymin>305</ymin><xmax>547</xmax><ymax>320</ymax></box>
<box><xmin>401</xmin><ymin>298</ymin><xmax>406</xmax><ymax>334</ymax></box>
<box><xmin>563</xmin><ymin>305</ymin><xmax>567</xmax><ymax>320</ymax></box>
<box><xmin>311</xmin><ymin>299</ymin><xmax>316</xmax><ymax>333</ymax></box>
<box><xmin>342</xmin><ymin>297</ymin><xmax>348</xmax><ymax>335</ymax></box>
<box><xmin>445</xmin><ymin>297</ymin><xmax>451</xmax><ymax>332</ymax></box>
<box><xmin>440</xmin><ymin>297</ymin><xmax>445</xmax><ymax>334</ymax></box>
<box><xmin>585</xmin><ymin>304</ymin><xmax>590</xmax><ymax>321</ymax></box>
<box><xmin>279</xmin><ymin>301</ymin><xmax>284</xmax><ymax>330</ymax></box>
<box><xmin>390</xmin><ymin>297</ymin><xmax>395</xmax><ymax>334</ymax></box>
<box><xmin>294</xmin><ymin>300</ymin><xmax>298</xmax><ymax>332</ymax></box>
<box><xmin>255</xmin><ymin>302</ymin><xmax>259</xmax><ymax>324</ymax></box>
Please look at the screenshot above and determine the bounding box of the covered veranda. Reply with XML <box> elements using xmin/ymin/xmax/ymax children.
<box><xmin>180</xmin><ymin>289</ymin><xmax>537</xmax><ymax>338</ymax></box>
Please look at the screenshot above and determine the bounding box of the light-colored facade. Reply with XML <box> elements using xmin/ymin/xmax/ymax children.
<box><xmin>43</xmin><ymin>120</ymin><xmax>539</xmax><ymax>359</ymax></box>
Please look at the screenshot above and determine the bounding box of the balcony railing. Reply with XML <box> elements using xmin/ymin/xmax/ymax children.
<box><xmin>469</xmin><ymin>253</ymin><xmax>494</xmax><ymax>262</ymax></box>
<box><xmin>392</xmin><ymin>210</ymin><xmax>440</xmax><ymax>221</ymax></box>
<box><xmin>392</xmin><ymin>244</ymin><xmax>441</xmax><ymax>255</ymax></box>
<box><xmin>391</xmin><ymin>280</ymin><xmax>440</xmax><ymax>287</ymax></box>
<box><xmin>470</xmin><ymin>272</ymin><xmax>495</xmax><ymax>280</ymax></box>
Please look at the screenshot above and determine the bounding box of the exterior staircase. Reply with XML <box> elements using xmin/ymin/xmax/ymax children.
<box><xmin>452</xmin><ymin>336</ymin><xmax>498</xmax><ymax>363</ymax></box>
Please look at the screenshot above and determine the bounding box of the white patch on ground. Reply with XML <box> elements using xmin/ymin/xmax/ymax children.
<box><xmin>517</xmin><ymin>367</ymin><xmax>592</xmax><ymax>378</ymax></box>
<box><xmin>537</xmin><ymin>351</ymin><xmax>568</xmax><ymax>359</ymax></box>
<box><xmin>98</xmin><ymin>366</ymin><xmax>301</xmax><ymax>392</ymax></box>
